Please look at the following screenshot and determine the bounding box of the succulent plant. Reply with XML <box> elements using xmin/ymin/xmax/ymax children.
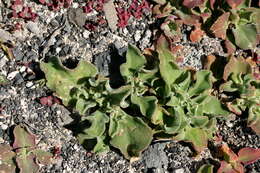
<box><xmin>40</xmin><ymin>40</ymin><xmax>231</xmax><ymax>157</ymax></box>
<box><xmin>152</xmin><ymin>0</ymin><xmax>260</xmax><ymax>51</ymax></box>
<box><xmin>0</xmin><ymin>125</ymin><xmax>53</xmax><ymax>173</ymax></box>
<box><xmin>197</xmin><ymin>143</ymin><xmax>260</xmax><ymax>173</ymax></box>
<box><xmin>220</xmin><ymin>56</ymin><xmax>260</xmax><ymax>134</ymax></box>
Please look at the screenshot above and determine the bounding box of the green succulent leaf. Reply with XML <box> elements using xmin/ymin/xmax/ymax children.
<box><xmin>107</xmin><ymin>85</ymin><xmax>132</xmax><ymax>108</ymax></box>
<box><xmin>247</xmin><ymin>105</ymin><xmax>260</xmax><ymax>135</ymax></box>
<box><xmin>32</xmin><ymin>149</ymin><xmax>53</xmax><ymax>165</ymax></box>
<box><xmin>188</xmin><ymin>70</ymin><xmax>213</xmax><ymax>96</ymax></box>
<box><xmin>131</xmin><ymin>95</ymin><xmax>157</xmax><ymax>118</ymax></box>
<box><xmin>201</xmin><ymin>96</ymin><xmax>230</xmax><ymax>116</ymax></box>
<box><xmin>77</xmin><ymin>111</ymin><xmax>110</xmax><ymax>153</ymax></box>
<box><xmin>157</xmin><ymin>35</ymin><xmax>183</xmax><ymax>86</ymax></box>
<box><xmin>191</xmin><ymin>116</ymin><xmax>209</xmax><ymax>127</ymax></box>
<box><xmin>232</xmin><ymin>24</ymin><xmax>258</xmax><ymax>50</ymax></box>
<box><xmin>197</xmin><ymin>164</ymin><xmax>214</xmax><ymax>173</ymax></box>
<box><xmin>120</xmin><ymin>44</ymin><xmax>147</xmax><ymax>80</ymax></box>
<box><xmin>16</xmin><ymin>150</ymin><xmax>39</xmax><ymax>173</ymax></box>
<box><xmin>77</xmin><ymin>111</ymin><xmax>109</xmax><ymax>140</ymax></box>
<box><xmin>40</xmin><ymin>56</ymin><xmax>98</xmax><ymax>105</ymax></box>
<box><xmin>13</xmin><ymin>125</ymin><xmax>36</xmax><ymax>149</ymax></box>
<box><xmin>183</xmin><ymin>126</ymin><xmax>209</xmax><ymax>153</ymax></box>
<box><xmin>164</xmin><ymin>107</ymin><xmax>186</xmax><ymax>134</ymax></box>
<box><xmin>109</xmin><ymin>108</ymin><xmax>153</xmax><ymax>159</ymax></box>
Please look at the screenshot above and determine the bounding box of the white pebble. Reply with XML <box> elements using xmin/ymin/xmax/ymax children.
<box><xmin>7</xmin><ymin>71</ymin><xmax>19</xmax><ymax>80</ymax></box>
<box><xmin>1</xmin><ymin>124</ymin><xmax>8</xmax><ymax>130</ymax></box>
<box><xmin>26</xmin><ymin>81</ymin><xmax>34</xmax><ymax>88</ymax></box>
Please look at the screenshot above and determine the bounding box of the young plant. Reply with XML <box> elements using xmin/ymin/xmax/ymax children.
<box><xmin>197</xmin><ymin>143</ymin><xmax>260</xmax><ymax>173</ymax></box>
<box><xmin>152</xmin><ymin>0</ymin><xmax>260</xmax><ymax>51</ymax></box>
<box><xmin>220</xmin><ymin>56</ymin><xmax>260</xmax><ymax>134</ymax></box>
<box><xmin>40</xmin><ymin>40</ymin><xmax>230</xmax><ymax>158</ymax></box>
<box><xmin>40</xmin><ymin>54</ymin><xmax>153</xmax><ymax>159</ymax></box>
<box><xmin>0</xmin><ymin>125</ymin><xmax>53</xmax><ymax>173</ymax></box>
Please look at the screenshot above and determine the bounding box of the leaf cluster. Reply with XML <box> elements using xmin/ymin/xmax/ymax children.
<box><xmin>152</xmin><ymin>0</ymin><xmax>260</xmax><ymax>51</ymax></box>
<box><xmin>198</xmin><ymin>143</ymin><xmax>260</xmax><ymax>173</ymax></box>
<box><xmin>0</xmin><ymin>125</ymin><xmax>53</xmax><ymax>173</ymax></box>
<box><xmin>40</xmin><ymin>40</ymin><xmax>230</xmax><ymax>159</ymax></box>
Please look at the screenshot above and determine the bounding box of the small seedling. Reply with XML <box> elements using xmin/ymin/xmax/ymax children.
<box><xmin>0</xmin><ymin>125</ymin><xmax>53</xmax><ymax>173</ymax></box>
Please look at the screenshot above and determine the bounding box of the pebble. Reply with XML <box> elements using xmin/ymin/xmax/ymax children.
<box><xmin>7</xmin><ymin>71</ymin><xmax>19</xmax><ymax>80</ymax></box>
<box><xmin>1</xmin><ymin>124</ymin><xmax>8</xmax><ymax>130</ymax></box>
<box><xmin>134</xmin><ymin>30</ymin><xmax>142</xmax><ymax>42</ymax></box>
<box><xmin>26</xmin><ymin>81</ymin><xmax>34</xmax><ymax>88</ymax></box>
<box><xmin>0</xmin><ymin>29</ymin><xmax>14</xmax><ymax>42</ymax></box>
<box><xmin>174</xmin><ymin>168</ymin><xmax>185</xmax><ymax>173</ymax></box>
<box><xmin>0</xmin><ymin>56</ymin><xmax>8</xmax><ymax>69</ymax></box>
<box><xmin>26</xmin><ymin>21</ymin><xmax>40</xmax><ymax>35</ymax></box>
<box><xmin>83</xmin><ymin>30</ymin><xmax>91</xmax><ymax>39</ymax></box>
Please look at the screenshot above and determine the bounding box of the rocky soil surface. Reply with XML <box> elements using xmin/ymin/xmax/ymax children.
<box><xmin>0</xmin><ymin>0</ymin><xmax>259</xmax><ymax>173</ymax></box>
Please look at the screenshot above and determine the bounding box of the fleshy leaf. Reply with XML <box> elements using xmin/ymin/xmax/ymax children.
<box><xmin>156</xmin><ymin>35</ymin><xmax>183</xmax><ymax>86</ymax></box>
<box><xmin>210</xmin><ymin>12</ymin><xmax>230</xmax><ymax>40</ymax></box>
<box><xmin>13</xmin><ymin>125</ymin><xmax>36</xmax><ymax>149</ymax></box>
<box><xmin>183</xmin><ymin>126</ymin><xmax>208</xmax><ymax>153</ymax></box>
<box><xmin>197</xmin><ymin>164</ymin><xmax>214</xmax><ymax>173</ymax></box>
<box><xmin>0</xmin><ymin>144</ymin><xmax>16</xmax><ymax>173</ymax></box>
<box><xmin>40</xmin><ymin>56</ymin><xmax>98</xmax><ymax>105</ymax></box>
<box><xmin>182</xmin><ymin>0</ymin><xmax>206</xmax><ymax>8</ymax></box>
<box><xmin>131</xmin><ymin>95</ymin><xmax>157</xmax><ymax>118</ymax></box>
<box><xmin>223</xmin><ymin>56</ymin><xmax>252</xmax><ymax>81</ymax></box>
<box><xmin>33</xmin><ymin>149</ymin><xmax>53</xmax><ymax>165</ymax></box>
<box><xmin>217</xmin><ymin>161</ymin><xmax>243</xmax><ymax>173</ymax></box>
<box><xmin>226</xmin><ymin>0</ymin><xmax>245</xmax><ymax>8</ymax></box>
<box><xmin>188</xmin><ymin>70</ymin><xmax>212</xmax><ymax>96</ymax></box>
<box><xmin>120</xmin><ymin>44</ymin><xmax>147</xmax><ymax>80</ymax></box>
<box><xmin>247</xmin><ymin>105</ymin><xmax>260</xmax><ymax>135</ymax></box>
<box><xmin>77</xmin><ymin>111</ymin><xmax>110</xmax><ymax>153</ymax></box>
<box><xmin>190</xmin><ymin>26</ymin><xmax>204</xmax><ymax>42</ymax></box>
<box><xmin>164</xmin><ymin>107</ymin><xmax>185</xmax><ymax>134</ymax></box>
<box><xmin>201</xmin><ymin>96</ymin><xmax>230</xmax><ymax>116</ymax></box>
<box><xmin>109</xmin><ymin>108</ymin><xmax>153</xmax><ymax>159</ymax></box>
<box><xmin>16</xmin><ymin>151</ymin><xmax>39</xmax><ymax>173</ymax></box>
<box><xmin>107</xmin><ymin>85</ymin><xmax>131</xmax><ymax>108</ymax></box>
<box><xmin>191</xmin><ymin>116</ymin><xmax>209</xmax><ymax>127</ymax></box>
<box><xmin>77</xmin><ymin>111</ymin><xmax>109</xmax><ymax>139</ymax></box>
<box><xmin>232</xmin><ymin>24</ymin><xmax>258</xmax><ymax>50</ymax></box>
<box><xmin>237</xmin><ymin>147</ymin><xmax>260</xmax><ymax>165</ymax></box>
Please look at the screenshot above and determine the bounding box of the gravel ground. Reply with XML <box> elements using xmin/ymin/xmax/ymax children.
<box><xmin>0</xmin><ymin>0</ymin><xmax>259</xmax><ymax>173</ymax></box>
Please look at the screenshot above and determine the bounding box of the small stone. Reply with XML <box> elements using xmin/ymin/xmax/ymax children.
<box><xmin>19</xmin><ymin>66</ymin><xmax>27</xmax><ymax>73</ymax></box>
<box><xmin>83</xmin><ymin>30</ymin><xmax>90</xmax><ymax>39</ymax></box>
<box><xmin>26</xmin><ymin>21</ymin><xmax>40</xmax><ymax>35</ymax></box>
<box><xmin>0</xmin><ymin>56</ymin><xmax>8</xmax><ymax>69</ymax></box>
<box><xmin>0</xmin><ymin>29</ymin><xmax>14</xmax><ymax>42</ymax></box>
<box><xmin>26</xmin><ymin>81</ymin><xmax>34</xmax><ymax>88</ymax></box>
<box><xmin>56</xmin><ymin>47</ymin><xmax>62</xmax><ymax>53</ymax></box>
<box><xmin>1</xmin><ymin>124</ymin><xmax>8</xmax><ymax>130</ymax></box>
<box><xmin>7</xmin><ymin>71</ymin><xmax>19</xmax><ymax>80</ymax></box>
<box><xmin>174</xmin><ymin>168</ymin><xmax>184</xmax><ymax>173</ymax></box>
<box><xmin>13</xmin><ymin>47</ymin><xmax>24</xmax><ymax>61</ymax></box>
<box><xmin>134</xmin><ymin>30</ymin><xmax>142</xmax><ymax>42</ymax></box>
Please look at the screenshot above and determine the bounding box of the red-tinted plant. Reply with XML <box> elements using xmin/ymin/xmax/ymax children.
<box><xmin>116</xmin><ymin>8</ymin><xmax>131</xmax><ymax>28</ymax></box>
<box><xmin>39</xmin><ymin>95</ymin><xmax>61</xmax><ymax>106</ymax></box>
<box><xmin>11</xmin><ymin>0</ymin><xmax>38</xmax><ymax>21</ymax></box>
<box><xmin>217</xmin><ymin>143</ymin><xmax>260</xmax><ymax>173</ymax></box>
